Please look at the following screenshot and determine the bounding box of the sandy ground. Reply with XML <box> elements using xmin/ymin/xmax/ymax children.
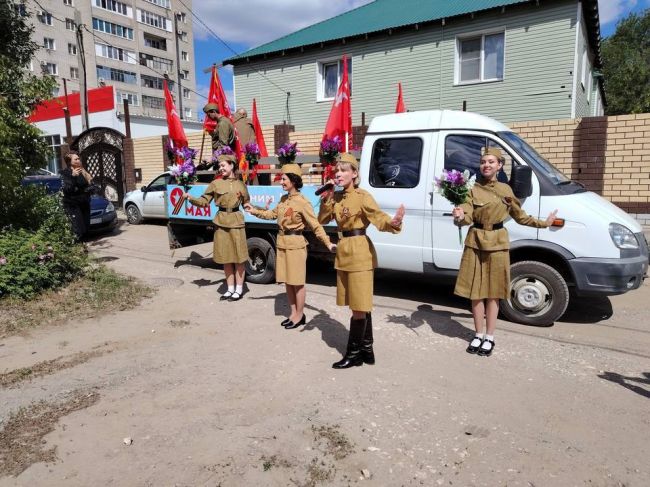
<box><xmin>1</xmin><ymin>220</ymin><xmax>649</xmax><ymax>487</ymax></box>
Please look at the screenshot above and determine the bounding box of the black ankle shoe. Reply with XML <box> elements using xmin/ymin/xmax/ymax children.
<box><xmin>332</xmin><ymin>352</ymin><xmax>363</xmax><ymax>369</ymax></box>
<box><xmin>220</xmin><ymin>292</ymin><xmax>233</xmax><ymax>301</ymax></box>
<box><xmin>477</xmin><ymin>339</ymin><xmax>495</xmax><ymax>357</ymax></box>
<box><xmin>228</xmin><ymin>292</ymin><xmax>242</xmax><ymax>302</ymax></box>
<box><xmin>466</xmin><ymin>337</ymin><xmax>483</xmax><ymax>354</ymax></box>
<box><xmin>284</xmin><ymin>314</ymin><xmax>306</xmax><ymax>329</ymax></box>
<box><xmin>281</xmin><ymin>318</ymin><xmax>291</xmax><ymax>326</ymax></box>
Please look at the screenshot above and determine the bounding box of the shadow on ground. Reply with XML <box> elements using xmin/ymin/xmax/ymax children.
<box><xmin>598</xmin><ymin>371</ymin><xmax>650</xmax><ymax>399</ymax></box>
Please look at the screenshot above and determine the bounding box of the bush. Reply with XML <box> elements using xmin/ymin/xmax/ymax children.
<box><xmin>0</xmin><ymin>193</ymin><xmax>87</xmax><ymax>299</ymax></box>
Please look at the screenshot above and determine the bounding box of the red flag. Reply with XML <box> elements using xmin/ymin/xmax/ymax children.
<box><xmin>323</xmin><ymin>55</ymin><xmax>352</xmax><ymax>151</ymax></box>
<box><xmin>164</xmin><ymin>80</ymin><xmax>187</xmax><ymax>149</ymax></box>
<box><xmin>252</xmin><ymin>99</ymin><xmax>268</xmax><ymax>157</ymax></box>
<box><xmin>395</xmin><ymin>82</ymin><xmax>406</xmax><ymax>113</ymax></box>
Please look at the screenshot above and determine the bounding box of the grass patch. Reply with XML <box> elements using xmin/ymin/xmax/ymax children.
<box><xmin>0</xmin><ymin>349</ymin><xmax>110</xmax><ymax>389</ymax></box>
<box><xmin>311</xmin><ymin>424</ymin><xmax>355</xmax><ymax>461</ymax></box>
<box><xmin>0</xmin><ymin>265</ymin><xmax>153</xmax><ymax>338</ymax></box>
<box><xmin>0</xmin><ymin>389</ymin><xmax>100</xmax><ymax>477</ymax></box>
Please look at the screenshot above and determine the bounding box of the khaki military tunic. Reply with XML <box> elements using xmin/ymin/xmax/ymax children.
<box><xmin>211</xmin><ymin>116</ymin><xmax>235</xmax><ymax>152</ymax></box>
<box><xmin>251</xmin><ymin>192</ymin><xmax>331</xmax><ymax>285</ymax></box>
<box><xmin>454</xmin><ymin>179</ymin><xmax>549</xmax><ymax>300</ymax></box>
<box><xmin>233</xmin><ymin>114</ymin><xmax>256</xmax><ymax>146</ymax></box>
<box><xmin>319</xmin><ymin>186</ymin><xmax>401</xmax><ymax>311</ymax></box>
<box><xmin>188</xmin><ymin>178</ymin><xmax>250</xmax><ymax>264</ymax></box>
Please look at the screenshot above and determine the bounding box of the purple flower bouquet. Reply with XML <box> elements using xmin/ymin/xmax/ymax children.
<box><xmin>244</xmin><ymin>142</ymin><xmax>261</xmax><ymax>167</ymax></box>
<box><xmin>434</xmin><ymin>169</ymin><xmax>476</xmax><ymax>244</ymax></box>
<box><xmin>319</xmin><ymin>136</ymin><xmax>342</xmax><ymax>163</ymax></box>
<box><xmin>167</xmin><ymin>146</ymin><xmax>198</xmax><ymax>187</ymax></box>
<box><xmin>277</xmin><ymin>142</ymin><xmax>299</xmax><ymax>166</ymax></box>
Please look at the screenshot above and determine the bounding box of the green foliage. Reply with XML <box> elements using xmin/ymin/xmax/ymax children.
<box><xmin>0</xmin><ymin>194</ymin><xmax>86</xmax><ymax>299</ymax></box>
<box><xmin>0</xmin><ymin>0</ymin><xmax>57</xmax><ymax>228</ymax></box>
<box><xmin>601</xmin><ymin>9</ymin><xmax>650</xmax><ymax>115</ymax></box>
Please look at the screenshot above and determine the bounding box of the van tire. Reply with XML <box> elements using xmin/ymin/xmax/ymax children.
<box><xmin>246</xmin><ymin>237</ymin><xmax>275</xmax><ymax>284</ymax></box>
<box><xmin>500</xmin><ymin>261</ymin><xmax>569</xmax><ymax>326</ymax></box>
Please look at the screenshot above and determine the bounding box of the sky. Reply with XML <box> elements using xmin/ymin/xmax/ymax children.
<box><xmin>191</xmin><ymin>0</ymin><xmax>649</xmax><ymax>114</ymax></box>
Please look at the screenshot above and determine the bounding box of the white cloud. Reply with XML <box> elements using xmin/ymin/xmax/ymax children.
<box><xmin>598</xmin><ymin>0</ymin><xmax>638</xmax><ymax>25</ymax></box>
<box><xmin>193</xmin><ymin>0</ymin><xmax>373</xmax><ymax>48</ymax></box>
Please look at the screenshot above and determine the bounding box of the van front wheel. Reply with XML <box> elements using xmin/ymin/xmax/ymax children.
<box><xmin>500</xmin><ymin>261</ymin><xmax>569</xmax><ymax>326</ymax></box>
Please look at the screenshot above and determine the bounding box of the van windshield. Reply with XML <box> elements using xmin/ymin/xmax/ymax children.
<box><xmin>498</xmin><ymin>132</ymin><xmax>570</xmax><ymax>184</ymax></box>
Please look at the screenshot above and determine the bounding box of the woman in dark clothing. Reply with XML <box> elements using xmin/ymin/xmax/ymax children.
<box><xmin>60</xmin><ymin>151</ymin><xmax>94</xmax><ymax>240</ymax></box>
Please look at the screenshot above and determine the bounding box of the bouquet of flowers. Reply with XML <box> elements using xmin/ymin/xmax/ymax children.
<box><xmin>277</xmin><ymin>142</ymin><xmax>299</xmax><ymax>165</ymax></box>
<box><xmin>319</xmin><ymin>136</ymin><xmax>342</xmax><ymax>163</ymax></box>
<box><xmin>244</xmin><ymin>142</ymin><xmax>260</xmax><ymax>166</ymax></box>
<box><xmin>167</xmin><ymin>145</ymin><xmax>198</xmax><ymax>187</ymax></box>
<box><xmin>434</xmin><ymin>169</ymin><xmax>476</xmax><ymax>244</ymax></box>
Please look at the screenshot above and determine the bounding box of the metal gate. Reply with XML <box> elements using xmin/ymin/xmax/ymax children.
<box><xmin>71</xmin><ymin>127</ymin><xmax>125</xmax><ymax>204</ymax></box>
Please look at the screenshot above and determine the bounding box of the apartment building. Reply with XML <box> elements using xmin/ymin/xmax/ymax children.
<box><xmin>24</xmin><ymin>0</ymin><xmax>197</xmax><ymax>122</ymax></box>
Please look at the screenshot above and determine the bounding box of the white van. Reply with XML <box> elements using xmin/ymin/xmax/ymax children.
<box><xmin>363</xmin><ymin>110</ymin><xmax>648</xmax><ymax>325</ymax></box>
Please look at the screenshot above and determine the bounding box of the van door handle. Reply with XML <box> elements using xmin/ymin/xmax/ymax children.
<box><xmin>443</xmin><ymin>212</ymin><xmax>453</xmax><ymax>216</ymax></box>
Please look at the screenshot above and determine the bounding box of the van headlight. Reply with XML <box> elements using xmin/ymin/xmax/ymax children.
<box><xmin>104</xmin><ymin>202</ymin><xmax>115</xmax><ymax>214</ymax></box>
<box><xmin>608</xmin><ymin>223</ymin><xmax>639</xmax><ymax>249</ymax></box>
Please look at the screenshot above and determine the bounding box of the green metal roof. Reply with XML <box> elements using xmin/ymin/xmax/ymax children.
<box><xmin>224</xmin><ymin>0</ymin><xmax>601</xmax><ymax>67</ymax></box>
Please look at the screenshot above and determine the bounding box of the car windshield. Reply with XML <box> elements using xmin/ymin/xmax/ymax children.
<box><xmin>498</xmin><ymin>131</ymin><xmax>570</xmax><ymax>184</ymax></box>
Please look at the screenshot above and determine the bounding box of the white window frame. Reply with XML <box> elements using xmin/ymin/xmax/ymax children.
<box><xmin>40</xmin><ymin>12</ymin><xmax>53</xmax><ymax>26</ymax></box>
<box><xmin>181</xmin><ymin>69</ymin><xmax>189</xmax><ymax>80</ymax></box>
<box><xmin>45</xmin><ymin>62</ymin><xmax>58</xmax><ymax>75</ymax></box>
<box><xmin>184</xmin><ymin>107</ymin><xmax>192</xmax><ymax>118</ymax></box>
<box><xmin>136</xmin><ymin>8</ymin><xmax>172</xmax><ymax>32</ymax></box>
<box><xmin>144</xmin><ymin>0</ymin><xmax>171</xmax><ymax>9</ymax></box>
<box><xmin>581</xmin><ymin>48</ymin><xmax>588</xmax><ymax>89</ymax></box>
<box><xmin>93</xmin><ymin>0</ymin><xmax>132</xmax><ymax>18</ymax></box>
<box><xmin>116</xmin><ymin>90</ymin><xmax>140</xmax><ymax>107</ymax></box>
<box><xmin>181</xmin><ymin>50</ymin><xmax>188</xmax><ymax>61</ymax></box>
<box><xmin>182</xmin><ymin>88</ymin><xmax>190</xmax><ymax>99</ymax></box>
<box><xmin>454</xmin><ymin>28</ymin><xmax>506</xmax><ymax>85</ymax></box>
<box><xmin>63</xmin><ymin>0</ymin><xmax>74</xmax><ymax>6</ymax></box>
<box><xmin>70</xmin><ymin>67</ymin><xmax>79</xmax><ymax>79</ymax></box>
<box><xmin>65</xmin><ymin>18</ymin><xmax>76</xmax><ymax>31</ymax></box>
<box><xmin>316</xmin><ymin>57</ymin><xmax>352</xmax><ymax>102</ymax></box>
<box><xmin>43</xmin><ymin>37</ymin><xmax>55</xmax><ymax>50</ymax></box>
<box><xmin>68</xmin><ymin>43</ymin><xmax>77</xmax><ymax>55</ymax></box>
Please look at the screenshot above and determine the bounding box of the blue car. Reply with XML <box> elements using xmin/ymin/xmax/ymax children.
<box><xmin>21</xmin><ymin>169</ymin><xmax>118</xmax><ymax>234</ymax></box>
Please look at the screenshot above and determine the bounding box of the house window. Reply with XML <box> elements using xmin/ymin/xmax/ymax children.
<box><xmin>457</xmin><ymin>32</ymin><xmax>504</xmax><ymax>84</ymax></box>
<box><xmin>142</xmin><ymin>95</ymin><xmax>165</xmax><ymax>110</ymax></box>
<box><xmin>96</xmin><ymin>65</ymin><xmax>137</xmax><ymax>84</ymax></box>
<box><xmin>66</xmin><ymin>18</ymin><xmax>76</xmax><ymax>31</ymax></box>
<box><xmin>184</xmin><ymin>107</ymin><xmax>192</xmax><ymax>118</ymax></box>
<box><xmin>39</xmin><ymin>12</ymin><xmax>53</xmax><ymax>25</ymax></box>
<box><xmin>369</xmin><ymin>138</ymin><xmax>423</xmax><ymax>188</ymax></box>
<box><xmin>144</xmin><ymin>0</ymin><xmax>171</xmax><ymax>8</ymax></box>
<box><xmin>43</xmin><ymin>38</ymin><xmax>55</xmax><ymax>50</ymax></box>
<box><xmin>144</xmin><ymin>33</ymin><xmax>167</xmax><ymax>51</ymax></box>
<box><xmin>181</xmin><ymin>70</ymin><xmax>189</xmax><ymax>80</ymax></box>
<box><xmin>64</xmin><ymin>0</ymin><xmax>73</xmax><ymax>5</ymax></box>
<box><xmin>181</xmin><ymin>51</ymin><xmax>188</xmax><ymax>61</ymax></box>
<box><xmin>183</xmin><ymin>88</ymin><xmax>190</xmax><ymax>99</ymax></box>
<box><xmin>317</xmin><ymin>58</ymin><xmax>352</xmax><ymax>101</ymax></box>
<box><xmin>139</xmin><ymin>52</ymin><xmax>173</xmax><ymax>71</ymax></box>
<box><xmin>137</xmin><ymin>9</ymin><xmax>171</xmax><ymax>31</ymax></box>
<box><xmin>94</xmin><ymin>0</ymin><xmax>130</xmax><ymax>16</ymax></box>
<box><xmin>95</xmin><ymin>42</ymin><xmax>136</xmax><ymax>63</ymax></box>
<box><xmin>141</xmin><ymin>74</ymin><xmax>172</xmax><ymax>90</ymax></box>
<box><xmin>178</xmin><ymin>12</ymin><xmax>187</xmax><ymax>23</ymax></box>
<box><xmin>70</xmin><ymin>67</ymin><xmax>79</xmax><ymax>79</ymax></box>
<box><xmin>68</xmin><ymin>43</ymin><xmax>77</xmax><ymax>55</ymax></box>
<box><xmin>44</xmin><ymin>62</ymin><xmax>58</xmax><ymax>75</ymax></box>
<box><xmin>180</xmin><ymin>32</ymin><xmax>188</xmax><ymax>42</ymax></box>
<box><xmin>581</xmin><ymin>48</ymin><xmax>588</xmax><ymax>88</ymax></box>
<box><xmin>92</xmin><ymin>18</ymin><xmax>134</xmax><ymax>40</ymax></box>
<box><xmin>116</xmin><ymin>90</ymin><xmax>139</xmax><ymax>107</ymax></box>
<box><xmin>51</xmin><ymin>86</ymin><xmax>60</xmax><ymax>97</ymax></box>
<box><xmin>43</xmin><ymin>135</ymin><xmax>62</xmax><ymax>173</ymax></box>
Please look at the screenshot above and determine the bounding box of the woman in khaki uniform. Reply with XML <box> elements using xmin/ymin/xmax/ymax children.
<box><xmin>183</xmin><ymin>154</ymin><xmax>250</xmax><ymax>301</ymax></box>
<box><xmin>244</xmin><ymin>164</ymin><xmax>336</xmax><ymax>328</ymax></box>
<box><xmin>319</xmin><ymin>153</ymin><xmax>405</xmax><ymax>369</ymax></box>
<box><xmin>452</xmin><ymin>148</ymin><xmax>558</xmax><ymax>356</ymax></box>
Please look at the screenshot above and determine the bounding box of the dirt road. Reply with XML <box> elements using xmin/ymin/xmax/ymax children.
<box><xmin>1</xmin><ymin>221</ymin><xmax>649</xmax><ymax>486</ymax></box>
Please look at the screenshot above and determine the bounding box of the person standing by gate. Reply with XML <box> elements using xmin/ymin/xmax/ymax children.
<box><xmin>60</xmin><ymin>151</ymin><xmax>94</xmax><ymax>241</ymax></box>
<box><xmin>183</xmin><ymin>154</ymin><xmax>250</xmax><ymax>301</ymax></box>
<box><xmin>318</xmin><ymin>153</ymin><xmax>405</xmax><ymax>369</ymax></box>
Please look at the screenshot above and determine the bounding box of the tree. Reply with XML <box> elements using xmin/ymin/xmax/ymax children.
<box><xmin>0</xmin><ymin>0</ymin><xmax>57</xmax><ymax>229</ymax></box>
<box><xmin>601</xmin><ymin>9</ymin><xmax>650</xmax><ymax>115</ymax></box>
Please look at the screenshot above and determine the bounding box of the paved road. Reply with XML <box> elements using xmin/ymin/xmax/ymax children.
<box><xmin>1</xmin><ymin>219</ymin><xmax>648</xmax><ymax>487</ymax></box>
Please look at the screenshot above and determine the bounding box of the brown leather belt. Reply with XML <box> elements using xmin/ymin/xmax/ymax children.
<box><xmin>218</xmin><ymin>206</ymin><xmax>240</xmax><ymax>213</ymax></box>
<box><xmin>473</xmin><ymin>222</ymin><xmax>504</xmax><ymax>230</ymax></box>
<box><xmin>340</xmin><ymin>229</ymin><xmax>366</xmax><ymax>238</ymax></box>
<box><xmin>281</xmin><ymin>230</ymin><xmax>303</xmax><ymax>236</ymax></box>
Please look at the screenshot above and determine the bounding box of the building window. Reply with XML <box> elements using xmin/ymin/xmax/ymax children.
<box><xmin>184</xmin><ymin>107</ymin><xmax>192</xmax><ymax>118</ymax></box>
<box><xmin>139</xmin><ymin>53</ymin><xmax>173</xmax><ymax>71</ymax></box>
<box><xmin>137</xmin><ymin>8</ymin><xmax>171</xmax><ymax>31</ymax></box>
<box><xmin>43</xmin><ymin>37</ymin><xmax>55</xmax><ymax>50</ymax></box>
<box><xmin>51</xmin><ymin>86</ymin><xmax>60</xmax><ymax>97</ymax></box>
<box><xmin>94</xmin><ymin>0</ymin><xmax>130</xmax><ymax>16</ymax></box>
<box><xmin>369</xmin><ymin>138</ymin><xmax>423</xmax><ymax>188</ymax></box>
<box><xmin>180</xmin><ymin>70</ymin><xmax>189</xmax><ymax>80</ymax></box>
<box><xmin>142</xmin><ymin>95</ymin><xmax>165</xmax><ymax>110</ymax></box>
<box><xmin>317</xmin><ymin>58</ymin><xmax>352</xmax><ymax>101</ymax></box>
<box><xmin>116</xmin><ymin>90</ymin><xmax>139</xmax><ymax>107</ymax></box>
<box><xmin>144</xmin><ymin>0</ymin><xmax>171</xmax><ymax>8</ymax></box>
<box><xmin>456</xmin><ymin>32</ymin><xmax>505</xmax><ymax>84</ymax></box>
<box><xmin>96</xmin><ymin>65</ymin><xmax>137</xmax><ymax>84</ymax></box>
<box><xmin>68</xmin><ymin>43</ymin><xmax>77</xmax><ymax>55</ymax></box>
<box><xmin>44</xmin><ymin>62</ymin><xmax>58</xmax><ymax>75</ymax></box>
<box><xmin>43</xmin><ymin>135</ymin><xmax>62</xmax><ymax>173</ymax></box>
<box><xmin>95</xmin><ymin>42</ymin><xmax>136</xmax><ymax>64</ymax></box>
<box><xmin>181</xmin><ymin>51</ymin><xmax>188</xmax><ymax>61</ymax></box>
<box><xmin>587</xmin><ymin>70</ymin><xmax>592</xmax><ymax>103</ymax></box>
<box><xmin>15</xmin><ymin>3</ymin><xmax>27</xmax><ymax>16</ymax></box>
<box><xmin>64</xmin><ymin>0</ymin><xmax>73</xmax><ymax>5</ymax></box>
<box><xmin>581</xmin><ymin>48</ymin><xmax>588</xmax><ymax>89</ymax></box>
<box><xmin>65</xmin><ymin>18</ymin><xmax>76</xmax><ymax>30</ymax></box>
<box><xmin>141</xmin><ymin>74</ymin><xmax>173</xmax><ymax>90</ymax></box>
<box><xmin>144</xmin><ymin>33</ymin><xmax>167</xmax><ymax>51</ymax></box>
<box><xmin>180</xmin><ymin>31</ymin><xmax>188</xmax><ymax>42</ymax></box>
<box><xmin>39</xmin><ymin>11</ymin><xmax>53</xmax><ymax>26</ymax></box>
<box><xmin>178</xmin><ymin>12</ymin><xmax>187</xmax><ymax>23</ymax></box>
<box><xmin>70</xmin><ymin>67</ymin><xmax>79</xmax><ymax>79</ymax></box>
<box><xmin>183</xmin><ymin>88</ymin><xmax>190</xmax><ymax>99</ymax></box>
<box><xmin>92</xmin><ymin>17</ymin><xmax>134</xmax><ymax>40</ymax></box>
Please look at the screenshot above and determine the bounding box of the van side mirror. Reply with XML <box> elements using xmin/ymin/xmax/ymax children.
<box><xmin>140</xmin><ymin>185</ymin><xmax>147</xmax><ymax>192</ymax></box>
<box><xmin>510</xmin><ymin>165</ymin><xmax>533</xmax><ymax>199</ymax></box>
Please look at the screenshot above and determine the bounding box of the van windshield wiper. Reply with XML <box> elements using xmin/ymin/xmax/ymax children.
<box><xmin>557</xmin><ymin>180</ymin><xmax>585</xmax><ymax>188</ymax></box>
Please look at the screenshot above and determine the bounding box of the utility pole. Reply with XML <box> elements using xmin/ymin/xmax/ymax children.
<box><xmin>174</xmin><ymin>11</ymin><xmax>184</xmax><ymax>119</ymax></box>
<box><xmin>74</xmin><ymin>9</ymin><xmax>89</xmax><ymax>131</ymax></box>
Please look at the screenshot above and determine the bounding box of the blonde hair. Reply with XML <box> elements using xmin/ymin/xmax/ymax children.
<box><xmin>335</xmin><ymin>161</ymin><xmax>360</xmax><ymax>187</ymax></box>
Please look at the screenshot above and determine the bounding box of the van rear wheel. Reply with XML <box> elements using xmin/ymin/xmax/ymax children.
<box><xmin>245</xmin><ymin>237</ymin><xmax>275</xmax><ymax>284</ymax></box>
<box><xmin>500</xmin><ymin>261</ymin><xmax>569</xmax><ymax>326</ymax></box>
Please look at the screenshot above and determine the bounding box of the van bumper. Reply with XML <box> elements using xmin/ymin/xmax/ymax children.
<box><xmin>569</xmin><ymin>253</ymin><xmax>648</xmax><ymax>297</ymax></box>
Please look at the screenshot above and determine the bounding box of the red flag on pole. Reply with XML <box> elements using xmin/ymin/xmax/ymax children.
<box><xmin>323</xmin><ymin>55</ymin><xmax>352</xmax><ymax>151</ymax></box>
<box><xmin>164</xmin><ymin>79</ymin><xmax>187</xmax><ymax>149</ymax></box>
<box><xmin>395</xmin><ymin>82</ymin><xmax>406</xmax><ymax>113</ymax></box>
<box><xmin>252</xmin><ymin>98</ymin><xmax>268</xmax><ymax>157</ymax></box>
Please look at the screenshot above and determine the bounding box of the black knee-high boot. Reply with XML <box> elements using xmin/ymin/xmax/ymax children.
<box><xmin>362</xmin><ymin>312</ymin><xmax>375</xmax><ymax>365</ymax></box>
<box><xmin>332</xmin><ymin>317</ymin><xmax>366</xmax><ymax>369</ymax></box>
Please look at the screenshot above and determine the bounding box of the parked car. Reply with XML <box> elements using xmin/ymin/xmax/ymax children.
<box><xmin>21</xmin><ymin>169</ymin><xmax>117</xmax><ymax>234</ymax></box>
<box><xmin>123</xmin><ymin>172</ymin><xmax>171</xmax><ymax>224</ymax></box>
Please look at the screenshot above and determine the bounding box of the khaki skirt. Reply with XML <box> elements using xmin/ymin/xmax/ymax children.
<box><xmin>454</xmin><ymin>247</ymin><xmax>510</xmax><ymax>300</ymax></box>
<box><xmin>276</xmin><ymin>247</ymin><xmax>307</xmax><ymax>285</ymax></box>
<box><xmin>213</xmin><ymin>226</ymin><xmax>248</xmax><ymax>264</ymax></box>
<box><xmin>336</xmin><ymin>270</ymin><xmax>374</xmax><ymax>312</ymax></box>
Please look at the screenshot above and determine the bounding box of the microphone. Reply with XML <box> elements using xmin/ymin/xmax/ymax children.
<box><xmin>315</xmin><ymin>183</ymin><xmax>334</xmax><ymax>196</ymax></box>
